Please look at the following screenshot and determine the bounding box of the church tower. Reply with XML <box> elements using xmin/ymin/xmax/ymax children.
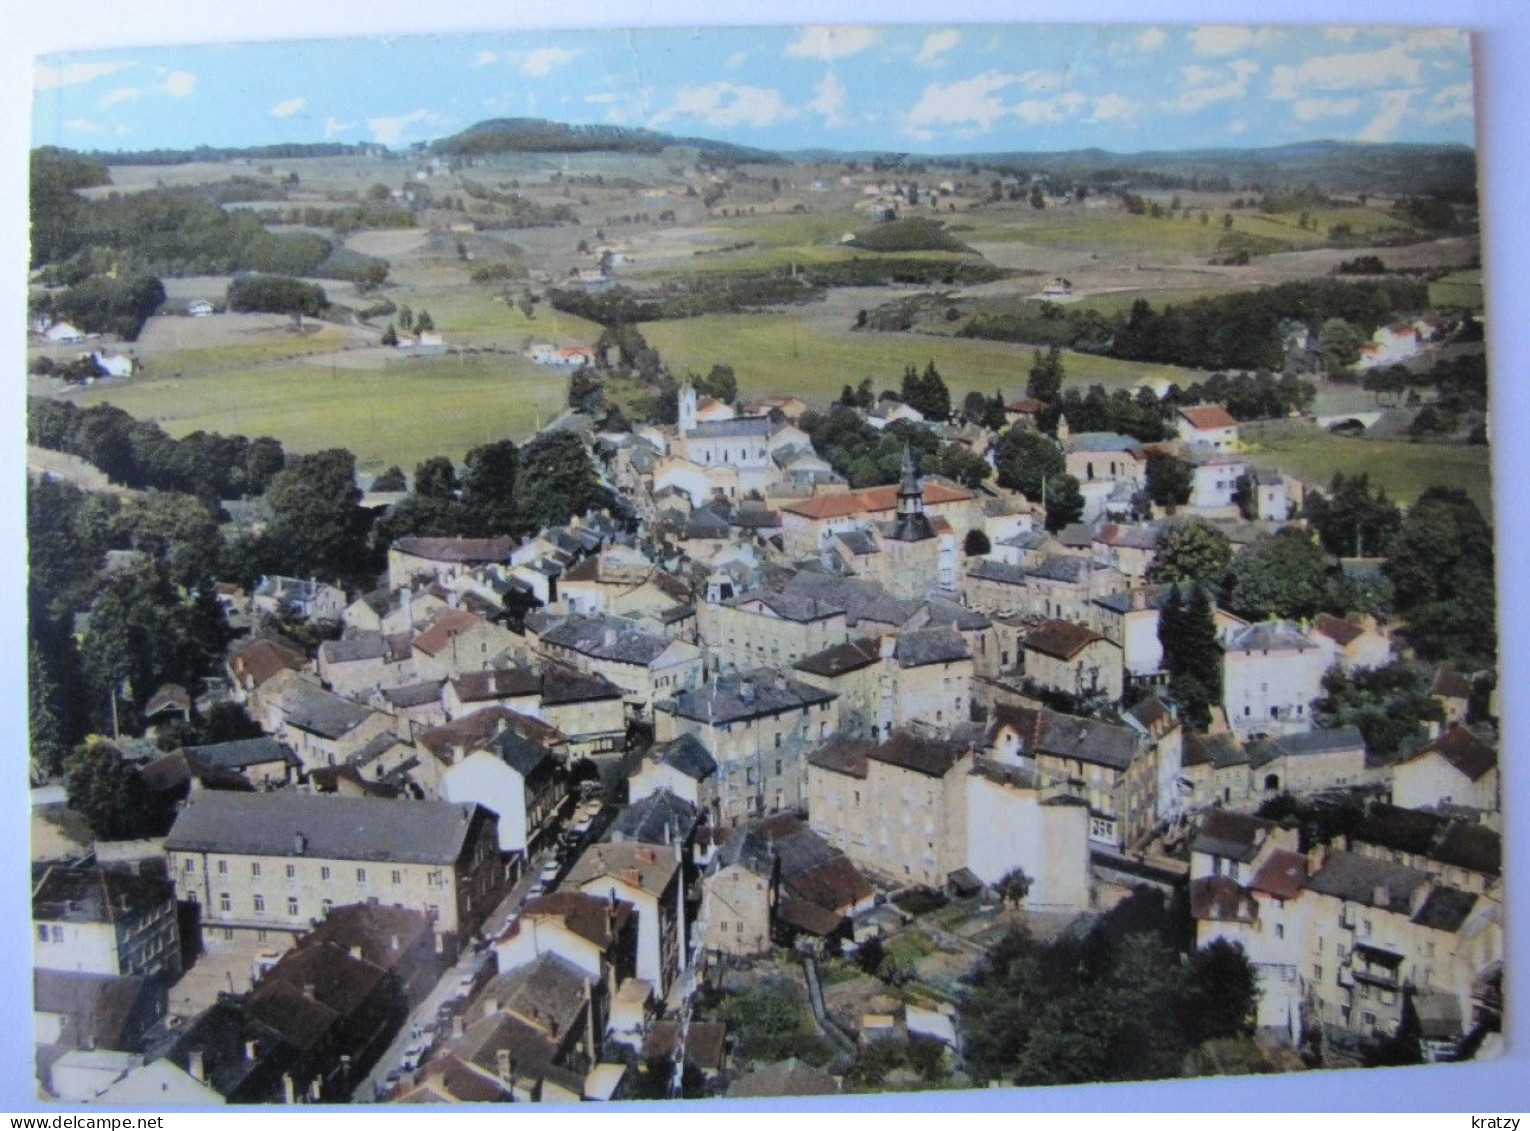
<box><xmin>678</xmin><ymin>382</ymin><xmax>698</xmax><ymax>436</ymax></box>
<box><xmin>896</xmin><ymin>444</ymin><xmax>925</xmax><ymax>521</ymax></box>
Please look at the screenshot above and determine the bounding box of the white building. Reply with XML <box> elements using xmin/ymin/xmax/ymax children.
<box><xmin>1221</xmin><ymin>620</ymin><xmax>1330</xmax><ymax>741</ymax></box>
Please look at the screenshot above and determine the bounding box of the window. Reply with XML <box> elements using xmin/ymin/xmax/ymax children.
<box><xmin>1361</xmin><ymin>1011</ymin><xmax>1377</xmax><ymax>1028</ymax></box>
<box><xmin>1275</xmin><ymin>923</ymin><xmax>1285</xmax><ymax>940</ymax></box>
<box><xmin>1313</xmin><ymin>964</ymin><xmax>1323</xmax><ymax>982</ymax></box>
<box><xmin>51</xmin><ymin>925</ymin><xmax>64</xmax><ymax>943</ymax></box>
<box><xmin>217</xmin><ymin>860</ymin><xmax>228</xmax><ymax>875</ymax></box>
<box><xmin>222</xmin><ymin>928</ymin><xmax>234</xmax><ymax>941</ymax></box>
<box><xmin>184</xmin><ymin>858</ymin><xmax>194</xmax><ymax>873</ymax></box>
<box><xmin>321</xmin><ymin>867</ymin><xmax>332</xmax><ymax>882</ymax></box>
<box><xmin>253</xmin><ymin>895</ymin><xmax>265</xmax><ymax>914</ymax></box>
<box><xmin>251</xmin><ymin>862</ymin><xmax>262</xmax><ymax>877</ymax></box>
<box><xmin>286</xmin><ymin>864</ymin><xmax>296</xmax><ymax>879</ymax></box>
<box><xmin>35</xmin><ymin>925</ymin><xmax>47</xmax><ymax>943</ymax></box>
<box><xmin>392</xmin><ymin>870</ymin><xmax>403</xmax><ymax>885</ymax></box>
<box><xmin>288</xmin><ymin>897</ymin><xmax>299</xmax><ymax>917</ymax></box>
<box><xmin>322</xmin><ymin>899</ymin><xmax>333</xmax><ymax>916</ymax></box>
<box><xmin>774</xmin><ymin>733</ymin><xmax>781</xmax><ymax>749</ymax></box>
<box><xmin>219</xmin><ymin>893</ymin><xmax>232</xmax><ymax>913</ymax></box>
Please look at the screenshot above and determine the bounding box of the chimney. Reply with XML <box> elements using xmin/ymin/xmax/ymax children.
<box><xmin>1372</xmin><ymin>884</ymin><xmax>1390</xmax><ymax>909</ymax></box>
<box><xmin>293</xmin><ymin>833</ymin><xmax>307</xmax><ymax>856</ymax></box>
<box><xmin>350</xmin><ymin>945</ymin><xmax>363</xmax><ymax>961</ymax></box>
<box><xmin>496</xmin><ymin>1049</ymin><xmax>512</xmax><ymax>1082</ymax></box>
<box><xmin>390</xmin><ymin>934</ymin><xmax>400</xmax><ymax>951</ymax></box>
<box><xmin>188</xmin><ymin>1049</ymin><xmax>206</xmax><ymax>1083</ymax></box>
<box><xmin>483</xmin><ymin>998</ymin><xmax>499</xmax><ymax>1021</ymax></box>
<box><xmin>1410</xmin><ymin>883</ymin><xmax>1432</xmax><ymax>916</ymax></box>
<box><xmin>282</xmin><ymin>1073</ymin><xmax>296</xmax><ymax>1104</ymax></box>
<box><xmin>1306</xmin><ymin>843</ymin><xmax>1326</xmax><ymax>873</ymax></box>
<box><xmin>1131</xmin><ymin>588</ymin><xmax>1146</xmax><ymax>611</ymax></box>
<box><xmin>452</xmin><ymin>1014</ymin><xmax>465</xmax><ymax>1039</ymax></box>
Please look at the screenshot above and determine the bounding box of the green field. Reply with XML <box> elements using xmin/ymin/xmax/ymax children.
<box><xmin>1243</xmin><ymin>432</ymin><xmax>1494</xmax><ymax>515</ymax></box>
<box><xmin>1428</xmin><ymin>269</ymin><xmax>1483</xmax><ymax>312</ymax></box>
<box><xmin>73</xmin><ymin>354</ymin><xmax>571</xmax><ymax>473</ymax></box>
<box><xmin>639</xmin><ymin>312</ymin><xmax>1200</xmax><ymax>402</ymax></box>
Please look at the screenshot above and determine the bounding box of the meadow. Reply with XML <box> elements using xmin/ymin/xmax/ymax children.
<box><xmin>1242</xmin><ymin>432</ymin><xmax>1493</xmax><ymax>514</ymax></box>
<box><xmin>638</xmin><ymin>312</ymin><xmax>1200</xmax><ymax>403</ymax></box>
<box><xmin>73</xmin><ymin>353</ymin><xmax>571</xmax><ymax>473</ymax></box>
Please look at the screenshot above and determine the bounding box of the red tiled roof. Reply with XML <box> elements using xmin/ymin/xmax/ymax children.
<box><xmin>1005</xmin><ymin>398</ymin><xmax>1046</xmax><ymax>414</ymax></box>
<box><xmin>1313</xmin><ymin>613</ymin><xmax>1366</xmax><ymax>648</ymax></box>
<box><xmin>412</xmin><ymin>610</ymin><xmax>487</xmax><ymax>657</ymax></box>
<box><xmin>1405</xmin><ymin>725</ymin><xmax>1497</xmax><ymax>782</ymax></box>
<box><xmin>229</xmin><ymin>639</ymin><xmax>310</xmax><ymax>687</ymax></box>
<box><xmin>1189</xmin><ymin>875</ymin><xmax>1258</xmax><ymax>923</ymax></box>
<box><xmin>781</xmin><ymin>480</ymin><xmax>972</xmax><ymax>521</ymax></box>
<box><xmin>1249</xmin><ymin>849</ymin><xmax>1308</xmax><ymax>901</ymax></box>
<box><xmin>1179</xmin><ymin>405</ymin><xmax>1239</xmax><ymax>431</ymax></box>
<box><xmin>1024</xmin><ymin>619</ymin><xmax>1106</xmax><ymax>661</ymax></box>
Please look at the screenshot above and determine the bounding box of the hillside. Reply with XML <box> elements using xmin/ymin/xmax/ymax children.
<box><xmin>431</xmin><ymin>118</ymin><xmax>784</xmax><ymax>163</ymax></box>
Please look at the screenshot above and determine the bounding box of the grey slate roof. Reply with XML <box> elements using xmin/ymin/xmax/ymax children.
<box><xmin>164</xmin><ymin>791</ymin><xmax>484</xmax><ymax>865</ymax></box>
<box><xmin>1029</xmin><ymin>555</ymin><xmax>1092</xmax><ymax>583</ymax></box>
<box><xmin>536</xmin><ymin>613</ymin><xmax>673</xmax><ymax>664</ymax></box>
<box><xmin>319</xmin><ymin>633</ymin><xmax>389</xmax><ymax>665</ymax></box>
<box><xmin>1249</xmin><ymin>725</ymin><xmax>1366</xmax><ymax>768</ymax></box>
<box><xmin>732</xmin><ymin>589</ymin><xmax>846</xmax><ymax>623</ymax></box>
<box><xmin>1305</xmin><ymin>851</ymin><xmax>1430</xmax><ymax>913</ymax></box>
<box><xmin>1034</xmin><ymin>709</ymin><xmax>1138</xmax><ymax>771</ymax></box>
<box><xmin>689</xmin><ymin>418</ymin><xmax>777</xmax><ymax>439</ymax></box>
<box><xmin>920</xmin><ymin>596</ymin><xmax>991</xmax><ymax>631</ymax></box>
<box><xmin>793</xmin><ymin>638</ymin><xmax>881</xmax><ymax>678</ymax></box>
<box><xmin>1225</xmin><ymin>620</ymin><xmax>1317</xmax><ymax>653</ymax></box>
<box><xmin>274</xmin><ymin>683</ymin><xmax>379</xmax><ymax>740</ymax></box>
<box><xmin>650</xmin><ymin>734</ymin><xmax>718</xmax><ymax>781</ymax></box>
<box><xmin>966</xmin><ymin>559</ymin><xmax>1028</xmax><ymax>585</ymax></box>
<box><xmin>660</xmin><ymin>669</ymin><xmax>836</xmax><ymax>725</ymax></box>
<box><xmin>1191</xmin><ymin>809</ymin><xmax>1281</xmax><ymax>863</ymax></box>
<box><xmin>607</xmin><ymin>789</ymin><xmax>700</xmax><ymax>846</ymax></box>
<box><xmin>487</xmin><ymin>729</ymin><xmax>554</xmax><ymax>778</ymax></box>
<box><xmin>894</xmin><ymin>627</ymin><xmax>970</xmax><ymax>668</ymax></box>
<box><xmin>1411</xmin><ymin>887</ymin><xmax>1478</xmax><ymax>933</ymax></box>
<box><xmin>783</xmin><ymin>572</ymin><xmax>921</xmax><ymax>629</ymax></box>
<box><xmin>1064</xmin><ymin>432</ymin><xmax>1140</xmax><ymax>453</ymax></box>
<box><xmin>381</xmin><ymin>680</ymin><xmax>446</xmax><ymax>709</ymax></box>
<box><xmin>184</xmin><ymin>737</ymin><xmax>295</xmax><ymax>771</ymax></box>
<box><xmin>835</xmin><ymin>530</ymin><xmax>880</xmax><ymax>556</ymax></box>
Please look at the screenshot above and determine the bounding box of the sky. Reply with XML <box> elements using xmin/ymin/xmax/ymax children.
<box><xmin>31</xmin><ymin>23</ymin><xmax>1477</xmax><ymax>156</ymax></box>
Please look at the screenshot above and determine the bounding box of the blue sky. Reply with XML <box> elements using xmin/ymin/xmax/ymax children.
<box><xmin>32</xmin><ymin>23</ymin><xmax>1476</xmax><ymax>155</ymax></box>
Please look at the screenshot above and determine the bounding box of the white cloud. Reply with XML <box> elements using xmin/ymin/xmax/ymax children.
<box><xmin>1423</xmin><ymin>80</ymin><xmax>1474</xmax><ymax>123</ymax></box>
<box><xmin>809</xmin><ymin>72</ymin><xmax>849</xmax><ymax>127</ymax></box>
<box><xmin>1014</xmin><ymin>99</ymin><xmax>1064</xmax><ymax>125</ymax></box>
<box><xmin>64</xmin><ymin>117</ymin><xmax>102</xmax><ymax>133</ymax></box>
<box><xmin>271</xmin><ymin>98</ymin><xmax>307</xmax><ymax>118</ymax></box>
<box><xmin>1400</xmin><ymin>28</ymin><xmax>1467</xmax><ymax>52</ymax></box>
<box><xmin>584</xmin><ymin>92</ymin><xmax>622</xmax><ymax>105</ymax></box>
<box><xmin>323</xmin><ymin>117</ymin><xmax>355</xmax><ymax>138</ymax></box>
<box><xmin>907</xmin><ymin>70</ymin><xmax>1019</xmax><ymax>133</ymax></box>
<box><xmin>1189</xmin><ymin>26</ymin><xmax>1254</xmax><ymax>57</ymax></box>
<box><xmin>915</xmin><ymin>30</ymin><xmax>960</xmax><ymax>67</ymax></box>
<box><xmin>1089</xmin><ymin>93</ymin><xmax>1138</xmax><ymax>122</ymax></box>
<box><xmin>473</xmin><ymin>50</ymin><xmax>498</xmax><ymax>68</ymax></box>
<box><xmin>1018</xmin><ymin>69</ymin><xmax>1065</xmax><ymax>93</ymax></box>
<box><xmin>1359</xmin><ymin>89</ymin><xmax>1415</xmax><ymax>142</ymax></box>
<box><xmin>1294</xmin><ymin>97</ymin><xmax>1361</xmax><ymax>122</ymax></box>
<box><xmin>98</xmin><ymin>87</ymin><xmax>139</xmax><ymax>110</ymax></box>
<box><xmin>1325</xmin><ymin>27</ymin><xmax>1358</xmax><ymax>43</ymax></box>
<box><xmin>162</xmin><ymin>71</ymin><xmax>197</xmax><ymax>97</ymax></box>
<box><xmin>521</xmin><ymin>47</ymin><xmax>580</xmax><ymax>77</ymax></box>
<box><xmin>1434</xmin><ymin>80</ymin><xmax>1473</xmax><ymax>103</ymax></box>
<box><xmin>785</xmin><ymin>26</ymin><xmax>879</xmax><ymax>62</ymax></box>
<box><xmin>653</xmin><ymin>83</ymin><xmax>790</xmax><ymax>129</ymax></box>
<box><xmin>35</xmin><ymin>60</ymin><xmax>130</xmax><ymax>91</ymax></box>
<box><xmin>1271</xmin><ymin>43</ymin><xmax>1423</xmax><ymax>99</ymax></box>
<box><xmin>1135</xmin><ymin>28</ymin><xmax>1167</xmax><ymax>53</ymax></box>
<box><xmin>1181</xmin><ymin>64</ymin><xmax>1219</xmax><ymax>87</ymax></box>
<box><xmin>1171</xmin><ymin>59</ymin><xmax>1259</xmax><ymax>113</ymax></box>
<box><xmin>367</xmin><ymin>109</ymin><xmax>435</xmax><ymax>146</ymax></box>
<box><xmin>726</xmin><ymin>52</ymin><xmax>747</xmax><ymax>69</ymax></box>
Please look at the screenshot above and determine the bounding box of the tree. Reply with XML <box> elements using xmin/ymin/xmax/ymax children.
<box><xmin>1027</xmin><ymin>346</ymin><xmax>1065</xmax><ymax>403</ymax></box>
<box><xmin>1305</xmin><ymin>472</ymin><xmax>1401</xmax><ymax>559</ymax></box>
<box><xmin>1044</xmin><ymin>474</ymin><xmax>1084</xmax><ymax>533</ymax></box>
<box><xmin>380</xmin><ymin>323</ymin><xmax>398</xmax><ymax>347</ymax></box>
<box><xmin>65</xmin><ymin>737</ymin><xmax>153</xmax><ymax>840</ymax></box>
<box><xmin>961</xmin><ymin>390</ymin><xmax>989</xmax><ymax>424</ymax></box>
<box><xmin>414</xmin><ymin>310</ymin><xmax>435</xmax><ymax>333</ymax></box>
<box><xmin>1150</xmin><ymin>521</ymin><xmax>1232</xmax><ymax>588</ymax></box>
<box><xmin>398</xmin><ymin>305</ymin><xmax>413</xmax><ymax>332</ymax></box>
<box><xmin>993</xmin><ymin>428</ymin><xmax>1064</xmax><ymax>501</ymax></box>
<box><xmin>856</xmin><ymin>376</ymin><xmax>876</xmax><ymax>409</ymax></box>
<box><xmin>964</xmin><ymin>528</ymin><xmax>992</xmax><ymax>557</ymax></box>
<box><xmin>261</xmin><ymin>449</ymin><xmax>373</xmax><ymax>584</ymax></box>
<box><xmin>568</xmin><ymin>366</ymin><xmax>605</xmax><ymax>415</ymax></box>
<box><xmin>371</xmin><ymin>466</ymin><xmax>407</xmax><ymax>492</ymax></box>
<box><xmin>1162</xmin><ymin>584</ymin><xmax>1222</xmax><ymax>729</ymax></box>
<box><xmin>460</xmin><ymin>439</ymin><xmax>520</xmax><ymax>536</ymax></box>
<box><xmin>226</xmin><ymin>274</ymin><xmax>327</xmax><ymax>317</ymax></box>
<box><xmin>414</xmin><ymin>456</ymin><xmax>458</xmax><ymax>500</ymax></box>
<box><xmin>1319</xmin><ymin>317</ymin><xmax>1365</xmax><ymax>374</ymax></box>
<box><xmin>1384</xmin><ymin>488</ymin><xmax>1495</xmax><ymax>666</ymax></box>
<box><xmin>512</xmin><ymin>432</ymin><xmax>615</xmax><ymax>534</ymax></box>
<box><xmin>1144</xmin><ymin>450</ymin><xmax>1192</xmax><ymax>510</ymax></box>
<box><xmin>1228</xmin><ymin>529</ymin><xmax>1334</xmax><ymax>621</ymax></box>
<box><xmin>1231</xmin><ymin>473</ymin><xmax>1256</xmax><ymax>521</ymax></box>
<box><xmin>29</xmin><ymin>650</ymin><xmax>69</xmax><ymax>783</ymax></box>
<box><xmin>1183</xmin><ymin>940</ymin><xmax>1258</xmax><ymax>1043</ymax></box>
<box><xmin>698</xmin><ymin>363</ymin><xmax>738</xmax><ymax>405</ymax></box>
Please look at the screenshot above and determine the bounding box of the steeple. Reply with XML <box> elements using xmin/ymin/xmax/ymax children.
<box><xmin>897</xmin><ymin>445</ymin><xmax>924</xmax><ymax>519</ymax></box>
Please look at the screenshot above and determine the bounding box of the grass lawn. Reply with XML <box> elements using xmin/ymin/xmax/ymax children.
<box><xmin>1428</xmin><ymin>269</ymin><xmax>1483</xmax><ymax>312</ymax></box>
<box><xmin>639</xmin><ymin>312</ymin><xmax>1199</xmax><ymax>403</ymax></box>
<box><xmin>1243</xmin><ymin>432</ymin><xmax>1494</xmax><ymax>514</ymax></box>
<box><xmin>73</xmin><ymin>353</ymin><xmax>571</xmax><ymax>473</ymax></box>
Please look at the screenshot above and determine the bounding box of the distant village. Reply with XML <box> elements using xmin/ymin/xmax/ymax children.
<box><xmin>32</xmin><ymin>366</ymin><xmax>1502</xmax><ymax>1104</ymax></box>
